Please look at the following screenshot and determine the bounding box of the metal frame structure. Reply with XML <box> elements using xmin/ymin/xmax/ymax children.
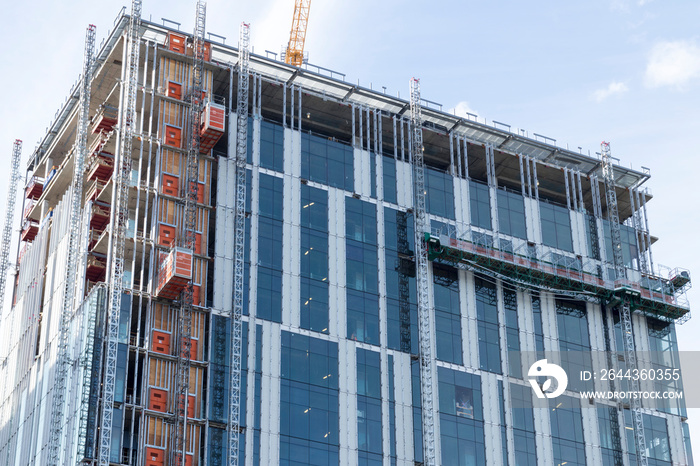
<box><xmin>172</xmin><ymin>3</ymin><xmax>206</xmax><ymax>465</ymax></box>
<box><xmin>47</xmin><ymin>23</ymin><xmax>96</xmax><ymax>466</ymax></box>
<box><xmin>99</xmin><ymin>2</ymin><xmax>141</xmax><ymax>464</ymax></box>
<box><xmin>228</xmin><ymin>21</ymin><xmax>249</xmax><ymax>466</ymax></box>
<box><xmin>602</xmin><ymin>141</ymin><xmax>648</xmax><ymax>466</ymax></box>
<box><xmin>0</xmin><ymin>140</ymin><xmax>22</xmax><ymax>335</ymax></box>
<box><xmin>285</xmin><ymin>0</ymin><xmax>311</xmax><ymax>66</ymax></box>
<box><xmin>410</xmin><ymin>77</ymin><xmax>437</xmax><ymax>466</ymax></box>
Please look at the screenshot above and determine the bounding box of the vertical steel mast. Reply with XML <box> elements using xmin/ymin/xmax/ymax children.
<box><xmin>172</xmin><ymin>2</ymin><xmax>206</xmax><ymax>465</ymax></box>
<box><xmin>601</xmin><ymin>141</ymin><xmax>647</xmax><ymax>466</ymax></box>
<box><xmin>99</xmin><ymin>2</ymin><xmax>141</xmax><ymax>464</ymax></box>
<box><xmin>409</xmin><ymin>78</ymin><xmax>436</xmax><ymax>466</ymax></box>
<box><xmin>47</xmin><ymin>23</ymin><xmax>96</xmax><ymax>466</ymax></box>
<box><xmin>228</xmin><ymin>21</ymin><xmax>249</xmax><ymax>466</ymax></box>
<box><xmin>0</xmin><ymin>140</ymin><xmax>22</xmax><ymax>334</ymax></box>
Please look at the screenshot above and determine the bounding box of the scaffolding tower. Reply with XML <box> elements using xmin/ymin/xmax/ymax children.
<box><xmin>99</xmin><ymin>1</ymin><xmax>141</xmax><ymax>464</ymax></box>
<box><xmin>228</xmin><ymin>21</ymin><xmax>250</xmax><ymax>466</ymax></box>
<box><xmin>0</xmin><ymin>140</ymin><xmax>22</xmax><ymax>338</ymax></box>
<box><xmin>602</xmin><ymin>141</ymin><xmax>648</xmax><ymax>466</ymax></box>
<box><xmin>47</xmin><ymin>23</ymin><xmax>96</xmax><ymax>466</ymax></box>
<box><xmin>410</xmin><ymin>77</ymin><xmax>437</xmax><ymax>466</ymax></box>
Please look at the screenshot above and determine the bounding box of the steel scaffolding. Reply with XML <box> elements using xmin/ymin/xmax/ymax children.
<box><xmin>99</xmin><ymin>1</ymin><xmax>141</xmax><ymax>464</ymax></box>
<box><xmin>47</xmin><ymin>23</ymin><xmax>95</xmax><ymax>466</ymax></box>
<box><xmin>228</xmin><ymin>21</ymin><xmax>249</xmax><ymax>466</ymax></box>
<box><xmin>410</xmin><ymin>77</ymin><xmax>437</xmax><ymax>466</ymax></box>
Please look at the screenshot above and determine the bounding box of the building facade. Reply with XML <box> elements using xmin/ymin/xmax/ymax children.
<box><xmin>0</xmin><ymin>6</ymin><xmax>694</xmax><ymax>466</ymax></box>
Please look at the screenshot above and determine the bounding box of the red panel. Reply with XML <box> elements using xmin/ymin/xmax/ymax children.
<box><xmin>192</xmin><ymin>285</ymin><xmax>201</xmax><ymax>306</ymax></box>
<box><xmin>158</xmin><ymin>224</ymin><xmax>176</xmax><ymax>247</ymax></box>
<box><xmin>164</xmin><ymin>125</ymin><xmax>182</xmax><ymax>148</ymax></box>
<box><xmin>161</xmin><ymin>174</ymin><xmax>179</xmax><ymax>196</ymax></box>
<box><xmin>145</xmin><ymin>447</ymin><xmax>165</xmax><ymax>466</ymax></box>
<box><xmin>149</xmin><ymin>388</ymin><xmax>168</xmax><ymax>412</ymax></box>
<box><xmin>167</xmin><ymin>81</ymin><xmax>182</xmax><ymax>100</ymax></box>
<box><xmin>187</xmin><ymin>395</ymin><xmax>197</xmax><ymax>419</ymax></box>
<box><xmin>152</xmin><ymin>330</ymin><xmax>171</xmax><ymax>355</ymax></box>
<box><xmin>190</xmin><ymin>338</ymin><xmax>198</xmax><ymax>360</ymax></box>
<box><xmin>168</xmin><ymin>33</ymin><xmax>186</xmax><ymax>54</ymax></box>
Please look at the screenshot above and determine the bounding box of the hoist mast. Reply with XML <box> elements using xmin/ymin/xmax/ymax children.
<box><xmin>99</xmin><ymin>1</ymin><xmax>141</xmax><ymax>464</ymax></box>
<box><xmin>47</xmin><ymin>23</ymin><xmax>96</xmax><ymax>466</ymax></box>
<box><xmin>0</xmin><ymin>140</ymin><xmax>22</xmax><ymax>329</ymax></box>
<box><xmin>410</xmin><ymin>77</ymin><xmax>437</xmax><ymax>466</ymax></box>
<box><xmin>601</xmin><ymin>141</ymin><xmax>647</xmax><ymax>466</ymax></box>
<box><xmin>228</xmin><ymin>21</ymin><xmax>249</xmax><ymax>466</ymax></box>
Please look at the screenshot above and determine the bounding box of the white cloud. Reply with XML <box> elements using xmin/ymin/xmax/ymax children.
<box><xmin>592</xmin><ymin>81</ymin><xmax>629</xmax><ymax>102</ymax></box>
<box><xmin>448</xmin><ymin>101</ymin><xmax>479</xmax><ymax>119</ymax></box>
<box><xmin>645</xmin><ymin>40</ymin><xmax>700</xmax><ymax>89</ymax></box>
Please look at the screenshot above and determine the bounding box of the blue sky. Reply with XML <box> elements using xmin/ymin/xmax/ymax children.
<box><xmin>1</xmin><ymin>0</ymin><xmax>699</xmax><ymax>457</ymax></box>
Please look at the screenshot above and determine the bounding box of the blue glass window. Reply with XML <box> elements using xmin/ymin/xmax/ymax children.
<box><xmin>383</xmin><ymin>156</ymin><xmax>397</xmax><ymax>204</ymax></box>
<box><xmin>257</xmin><ymin>174</ymin><xmax>284</xmax><ymax>322</ymax></box>
<box><xmin>253</xmin><ymin>325</ymin><xmax>263</xmax><ymax>465</ymax></box>
<box><xmin>346</xmin><ymin>197</ymin><xmax>377</xmax><ymax>245</ymax></box>
<box><xmin>438</xmin><ymin>367</ymin><xmax>485</xmax><ymax>465</ymax></box>
<box><xmin>497</xmin><ymin>188</ymin><xmax>526</xmax><ymax>239</ymax></box>
<box><xmin>300</xmin><ymin>186</ymin><xmax>330</xmax><ymax>333</ymax></box>
<box><xmin>370</xmin><ymin>152</ymin><xmax>377</xmax><ymax>199</ymax></box>
<box><xmin>426</xmin><ymin>167</ymin><xmax>455</xmax><ymax>219</ymax></box>
<box><xmin>433</xmin><ymin>266</ymin><xmax>462</xmax><ymax>365</ymax></box>
<box><xmin>388</xmin><ymin>355</ymin><xmax>397</xmax><ymax>466</ymax></box>
<box><xmin>603</xmin><ymin>219</ymin><xmax>639</xmax><ymax>271</ymax></box>
<box><xmin>280</xmin><ymin>332</ymin><xmax>339</xmax><ymax>465</ymax></box>
<box><xmin>301</xmin><ymin>132</ymin><xmax>353</xmax><ymax>191</ymax></box>
<box><xmin>531</xmin><ymin>294</ymin><xmax>545</xmax><ymax>359</ymax></box>
<box><xmin>598</xmin><ymin>406</ymin><xmax>623</xmax><ymax>465</ymax></box>
<box><xmin>550</xmin><ymin>396</ymin><xmax>586</xmax><ymax>466</ymax></box>
<box><xmin>260</xmin><ymin>120</ymin><xmax>284</xmax><ymax>172</ymax></box>
<box><xmin>470</xmin><ymin>180</ymin><xmax>491</xmax><ymax>230</ymax></box>
<box><xmin>503</xmin><ymin>288</ymin><xmax>522</xmax><ymax>378</ymax></box>
<box><xmin>347</xmin><ymin>290</ymin><xmax>379</xmax><ymax>345</ymax></box>
<box><xmin>540</xmin><ymin>201</ymin><xmax>573</xmax><ymax>252</ymax></box>
<box><xmin>475</xmin><ymin>275</ymin><xmax>501</xmax><ymax>374</ymax></box>
<box><xmin>625</xmin><ymin>411</ymin><xmax>672</xmax><ymax>465</ymax></box>
<box><xmin>556</xmin><ymin>299</ymin><xmax>592</xmax><ymax>392</ymax></box>
<box><xmin>385</xmin><ymin>208</ymin><xmax>418</xmax><ymax>351</ymax></box>
<box><xmin>357</xmin><ymin>349</ymin><xmax>382</xmax><ymax>464</ymax></box>
<box><xmin>511</xmin><ymin>384</ymin><xmax>537</xmax><ymax>466</ymax></box>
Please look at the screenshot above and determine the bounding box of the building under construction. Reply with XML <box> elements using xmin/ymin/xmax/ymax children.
<box><xmin>0</xmin><ymin>2</ymin><xmax>695</xmax><ymax>465</ymax></box>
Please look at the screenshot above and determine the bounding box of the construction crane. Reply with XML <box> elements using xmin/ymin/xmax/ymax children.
<box><xmin>228</xmin><ymin>21</ymin><xmax>249</xmax><ymax>466</ymax></box>
<box><xmin>0</xmin><ymin>140</ymin><xmax>22</xmax><ymax>338</ymax></box>
<box><xmin>284</xmin><ymin>0</ymin><xmax>311</xmax><ymax>67</ymax></box>
<box><xmin>47</xmin><ymin>23</ymin><xmax>96</xmax><ymax>466</ymax></box>
<box><xmin>99</xmin><ymin>1</ymin><xmax>141</xmax><ymax>464</ymax></box>
<box><xmin>409</xmin><ymin>77</ymin><xmax>437</xmax><ymax>466</ymax></box>
<box><xmin>601</xmin><ymin>141</ymin><xmax>648</xmax><ymax>466</ymax></box>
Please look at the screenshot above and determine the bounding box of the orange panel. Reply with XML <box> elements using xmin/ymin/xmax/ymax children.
<box><xmin>190</xmin><ymin>338</ymin><xmax>198</xmax><ymax>360</ymax></box>
<box><xmin>192</xmin><ymin>285</ymin><xmax>201</xmax><ymax>306</ymax></box>
<box><xmin>152</xmin><ymin>330</ymin><xmax>171</xmax><ymax>355</ymax></box>
<box><xmin>185</xmin><ymin>454</ymin><xmax>194</xmax><ymax>466</ymax></box>
<box><xmin>145</xmin><ymin>447</ymin><xmax>165</xmax><ymax>466</ymax></box>
<box><xmin>167</xmin><ymin>81</ymin><xmax>182</xmax><ymax>100</ymax></box>
<box><xmin>164</xmin><ymin>125</ymin><xmax>182</xmax><ymax>148</ymax></box>
<box><xmin>161</xmin><ymin>174</ymin><xmax>179</xmax><ymax>196</ymax></box>
<box><xmin>158</xmin><ymin>224</ymin><xmax>176</xmax><ymax>247</ymax></box>
<box><xmin>187</xmin><ymin>395</ymin><xmax>197</xmax><ymax>419</ymax></box>
<box><xmin>168</xmin><ymin>33</ymin><xmax>186</xmax><ymax>54</ymax></box>
<box><xmin>149</xmin><ymin>388</ymin><xmax>168</xmax><ymax>412</ymax></box>
<box><xmin>194</xmin><ymin>232</ymin><xmax>203</xmax><ymax>255</ymax></box>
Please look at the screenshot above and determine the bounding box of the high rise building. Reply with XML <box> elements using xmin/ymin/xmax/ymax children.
<box><xmin>0</xmin><ymin>4</ymin><xmax>694</xmax><ymax>466</ymax></box>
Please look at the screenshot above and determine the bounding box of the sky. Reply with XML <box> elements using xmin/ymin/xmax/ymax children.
<box><xmin>1</xmin><ymin>0</ymin><xmax>699</xmax><ymax>459</ymax></box>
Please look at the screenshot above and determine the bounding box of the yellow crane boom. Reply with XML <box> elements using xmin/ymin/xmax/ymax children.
<box><xmin>285</xmin><ymin>0</ymin><xmax>311</xmax><ymax>67</ymax></box>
